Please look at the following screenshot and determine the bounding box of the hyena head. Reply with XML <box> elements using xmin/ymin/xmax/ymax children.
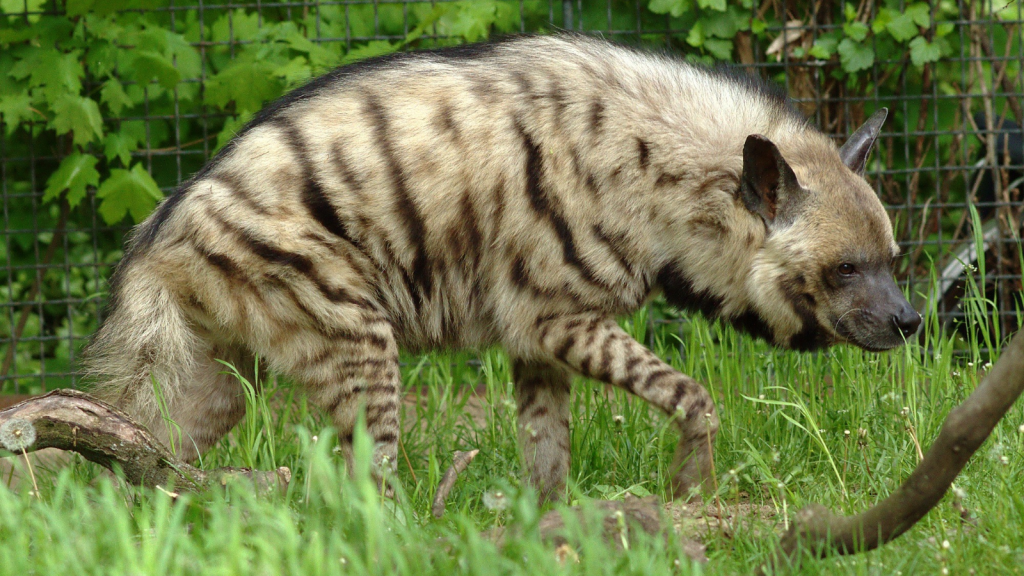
<box><xmin>739</xmin><ymin>109</ymin><xmax>921</xmax><ymax>352</ymax></box>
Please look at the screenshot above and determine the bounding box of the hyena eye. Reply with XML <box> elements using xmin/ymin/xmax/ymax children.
<box><xmin>837</xmin><ymin>263</ymin><xmax>857</xmax><ymax>276</ymax></box>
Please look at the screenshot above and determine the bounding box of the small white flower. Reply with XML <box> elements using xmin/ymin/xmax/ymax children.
<box><xmin>612</xmin><ymin>414</ymin><xmax>625</xmax><ymax>425</ymax></box>
<box><xmin>482</xmin><ymin>490</ymin><xmax>509</xmax><ymax>511</ymax></box>
<box><xmin>0</xmin><ymin>418</ymin><xmax>37</xmax><ymax>452</ymax></box>
<box><xmin>758</xmin><ymin>394</ymin><xmax>765</xmax><ymax>400</ymax></box>
<box><xmin>311</xmin><ymin>435</ymin><xmax>318</xmax><ymax>443</ymax></box>
<box><xmin>900</xmin><ymin>407</ymin><xmax>910</xmax><ymax>417</ymax></box>
<box><xmin>1000</xmin><ymin>455</ymin><xmax>1009</xmax><ymax>465</ymax></box>
<box><xmin>942</xmin><ymin>539</ymin><xmax>950</xmax><ymax>549</ymax></box>
<box><xmin>844</xmin><ymin>430</ymin><xmax>851</xmax><ymax>437</ymax></box>
<box><xmin>1018</xmin><ymin>424</ymin><xmax>1024</xmax><ymax>434</ymax></box>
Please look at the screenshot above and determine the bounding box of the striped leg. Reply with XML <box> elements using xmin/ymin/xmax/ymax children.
<box><xmin>512</xmin><ymin>359</ymin><xmax>572</xmax><ymax>502</ymax></box>
<box><xmin>531</xmin><ymin>313</ymin><xmax>719</xmax><ymax>499</ymax></box>
<box><xmin>271</xmin><ymin>313</ymin><xmax>401</xmax><ymax>482</ymax></box>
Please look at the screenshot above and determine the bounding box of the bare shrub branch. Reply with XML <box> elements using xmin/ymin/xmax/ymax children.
<box><xmin>762</xmin><ymin>330</ymin><xmax>1024</xmax><ymax>572</ymax></box>
<box><xmin>0</xmin><ymin>389</ymin><xmax>290</xmax><ymax>494</ymax></box>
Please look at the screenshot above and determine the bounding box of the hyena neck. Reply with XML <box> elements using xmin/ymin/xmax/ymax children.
<box><xmin>636</xmin><ymin>127</ymin><xmax>824</xmax><ymax>349</ymax></box>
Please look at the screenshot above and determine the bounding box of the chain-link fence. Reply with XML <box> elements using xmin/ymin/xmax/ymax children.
<box><xmin>1</xmin><ymin>0</ymin><xmax>1022</xmax><ymax>394</ymax></box>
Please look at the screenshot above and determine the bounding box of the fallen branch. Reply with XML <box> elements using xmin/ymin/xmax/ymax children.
<box><xmin>0</xmin><ymin>389</ymin><xmax>291</xmax><ymax>494</ymax></box>
<box><xmin>431</xmin><ymin>448</ymin><xmax>479</xmax><ymax>517</ymax></box>
<box><xmin>762</xmin><ymin>330</ymin><xmax>1024</xmax><ymax>572</ymax></box>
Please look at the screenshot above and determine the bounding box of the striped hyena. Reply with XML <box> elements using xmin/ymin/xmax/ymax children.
<box><xmin>84</xmin><ymin>34</ymin><xmax>921</xmax><ymax>501</ymax></box>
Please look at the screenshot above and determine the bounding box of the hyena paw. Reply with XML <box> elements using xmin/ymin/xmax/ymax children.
<box><xmin>669</xmin><ymin>446</ymin><xmax>714</xmax><ymax>500</ymax></box>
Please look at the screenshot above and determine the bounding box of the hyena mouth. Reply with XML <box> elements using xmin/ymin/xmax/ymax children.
<box><xmin>835</xmin><ymin>317</ymin><xmax>911</xmax><ymax>352</ymax></box>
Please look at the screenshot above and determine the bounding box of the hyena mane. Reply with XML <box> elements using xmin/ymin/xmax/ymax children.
<box><xmin>83</xmin><ymin>33</ymin><xmax>918</xmax><ymax>500</ymax></box>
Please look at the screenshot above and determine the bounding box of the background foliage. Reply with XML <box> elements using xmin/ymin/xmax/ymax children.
<box><xmin>0</xmin><ymin>0</ymin><xmax>1022</xmax><ymax>392</ymax></box>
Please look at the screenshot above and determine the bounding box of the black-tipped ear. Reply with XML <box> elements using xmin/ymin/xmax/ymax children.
<box><xmin>740</xmin><ymin>134</ymin><xmax>800</xmax><ymax>226</ymax></box>
<box><xmin>839</xmin><ymin>108</ymin><xmax>887</xmax><ymax>175</ymax></box>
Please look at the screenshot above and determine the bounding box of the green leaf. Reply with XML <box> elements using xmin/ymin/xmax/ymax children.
<box><xmin>66</xmin><ymin>0</ymin><xmax>133</xmax><ymax>17</ymax></box>
<box><xmin>704</xmin><ymin>38</ymin><xmax>733</xmax><ymax>60</ymax></box>
<box><xmin>1</xmin><ymin>0</ymin><xmax>45</xmax><ymax>20</ymax></box>
<box><xmin>907</xmin><ymin>2</ymin><xmax>931</xmax><ymax>27</ymax></box>
<box><xmin>275</xmin><ymin>56</ymin><xmax>312</xmax><ymax>88</ymax></box>
<box><xmin>703</xmin><ymin>9</ymin><xmax>740</xmax><ymax>39</ymax></box>
<box><xmin>837</xmin><ymin>38</ymin><xmax>874</xmax><ymax>73</ymax></box>
<box><xmin>10</xmin><ymin>50</ymin><xmax>84</xmax><ymax>105</ymax></box>
<box><xmin>697</xmin><ymin>0</ymin><xmax>726</xmax><ymax>11</ymax></box>
<box><xmin>648</xmin><ymin>0</ymin><xmax>688</xmax><ymax>18</ymax></box>
<box><xmin>130</xmin><ymin>50</ymin><xmax>181</xmax><ymax>90</ymax></box>
<box><xmin>686</xmin><ymin>20</ymin><xmax>705</xmax><ymax>48</ymax></box>
<box><xmin>842</xmin><ymin>21</ymin><xmax>869</xmax><ymax>42</ymax></box>
<box><xmin>103</xmin><ymin>121</ymin><xmax>147</xmax><ymax>167</ymax></box>
<box><xmin>51</xmin><ymin>94</ymin><xmax>104</xmax><ymax>147</ymax></box>
<box><xmin>205</xmin><ymin>62</ymin><xmax>283</xmax><ymax>114</ymax></box>
<box><xmin>885</xmin><ymin>12</ymin><xmax>920</xmax><ymax>42</ymax></box>
<box><xmin>211</xmin><ymin>9</ymin><xmax>261</xmax><ymax>43</ymax></box>
<box><xmin>809</xmin><ymin>33</ymin><xmax>840</xmax><ymax>59</ymax></box>
<box><xmin>341</xmin><ymin>40</ymin><xmax>398</xmax><ymax>65</ymax></box>
<box><xmin>96</xmin><ymin>163</ymin><xmax>163</xmax><ymax>224</ymax></box>
<box><xmin>214</xmin><ymin>114</ymin><xmax>250</xmax><ymax>153</ymax></box>
<box><xmin>909</xmin><ymin>36</ymin><xmax>941</xmax><ymax>67</ymax></box>
<box><xmin>165</xmin><ymin>32</ymin><xmax>202</xmax><ymax>81</ymax></box>
<box><xmin>100</xmin><ymin>78</ymin><xmax>134</xmax><ymax>115</ymax></box>
<box><xmin>43</xmin><ymin>153</ymin><xmax>99</xmax><ymax>208</ymax></box>
<box><xmin>0</xmin><ymin>92</ymin><xmax>34</xmax><ymax>135</ymax></box>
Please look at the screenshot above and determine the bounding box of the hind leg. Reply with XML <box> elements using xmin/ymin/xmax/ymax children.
<box><xmin>149</xmin><ymin>344</ymin><xmax>255</xmax><ymax>461</ymax></box>
<box><xmin>263</xmin><ymin>312</ymin><xmax>401</xmax><ymax>480</ymax></box>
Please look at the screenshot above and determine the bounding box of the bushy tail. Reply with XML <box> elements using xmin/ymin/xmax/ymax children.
<box><xmin>82</xmin><ymin>259</ymin><xmax>199</xmax><ymax>439</ymax></box>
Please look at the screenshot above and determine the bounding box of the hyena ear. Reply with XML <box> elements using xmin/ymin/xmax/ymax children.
<box><xmin>839</xmin><ymin>108</ymin><xmax>888</xmax><ymax>175</ymax></box>
<box><xmin>740</xmin><ymin>134</ymin><xmax>800</xmax><ymax>227</ymax></box>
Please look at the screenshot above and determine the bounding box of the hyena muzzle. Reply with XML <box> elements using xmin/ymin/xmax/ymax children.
<box><xmin>83</xmin><ymin>34</ymin><xmax>920</xmax><ymax>501</ymax></box>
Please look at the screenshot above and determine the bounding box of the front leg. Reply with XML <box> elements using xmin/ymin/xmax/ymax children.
<box><xmin>512</xmin><ymin>359</ymin><xmax>571</xmax><ymax>502</ymax></box>
<box><xmin>530</xmin><ymin>313</ymin><xmax>720</xmax><ymax>498</ymax></box>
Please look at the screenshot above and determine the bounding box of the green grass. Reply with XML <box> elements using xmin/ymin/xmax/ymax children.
<box><xmin>2</xmin><ymin>273</ymin><xmax>1024</xmax><ymax>575</ymax></box>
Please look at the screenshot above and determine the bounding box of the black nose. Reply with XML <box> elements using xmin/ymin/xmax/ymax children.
<box><xmin>892</xmin><ymin>306</ymin><xmax>922</xmax><ymax>338</ymax></box>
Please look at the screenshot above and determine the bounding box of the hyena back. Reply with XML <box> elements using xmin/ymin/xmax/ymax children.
<box><xmin>84</xmin><ymin>35</ymin><xmax>919</xmax><ymax>500</ymax></box>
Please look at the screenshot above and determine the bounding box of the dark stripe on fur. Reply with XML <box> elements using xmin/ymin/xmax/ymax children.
<box><xmin>657</xmin><ymin>264</ymin><xmax>723</xmax><ymax>319</ymax></box>
<box><xmin>592</xmin><ymin>225</ymin><xmax>635</xmax><ymax>276</ymax></box>
<box><xmin>275</xmin><ymin>118</ymin><xmax>360</xmax><ymax>248</ymax></box>
<box><xmin>364</xmin><ymin>91</ymin><xmax>433</xmax><ymax>307</ymax></box>
<box><xmin>210</xmin><ymin>210</ymin><xmax>357</xmax><ymax>305</ymax></box>
<box><xmin>211</xmin><ymin>172</ymin><xmax>269</xmax><ymax>215</ymax></box>
<box><xmin>332</xmin><ymin>141</ymin><xmax>365</xmax><ymax>196</ymax></box>
<box><xmin>589</xmin><ymin>99</ymin><xmax>604</xmax><ymax>137</ymax></box>
<box><xmin>514</xmin><ymin>117</ymin><xmax>609</xmax><ymax>290</ymax></box>
<box><xmin>436</xmin><ymin>99</ymin><xmax>462</xmax><ymax>142</ymax></box>
<box><xmin>637</xmin><ymin>138</ymin><xmax>650</xmax><ymax>171</ymax></box>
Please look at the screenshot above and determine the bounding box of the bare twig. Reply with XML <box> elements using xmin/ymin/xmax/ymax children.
<box><xmin>760</xmin><ymin>330</ymin><xmax>1024</xmax><ymax>573</ymax></box>
<box><xmin>0</xmin><ymin>389</ymin><xmax>291</xmax><ymax>494</ymax></box>
<box><xmin>431</xmin><ymin>448</ymin><xmax>479</xmax><ymax>518</ymax></box>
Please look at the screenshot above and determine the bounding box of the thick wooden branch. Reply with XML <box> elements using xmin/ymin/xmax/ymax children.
<box><xmin>0</xmin><ymin>389</ymin><xmax>290</xmax><ymax>494</ymax></box>
<box><xmin>765</xmin><ymin>330</ymin><xmax>1024</xmax><ymax>571</ymax></box>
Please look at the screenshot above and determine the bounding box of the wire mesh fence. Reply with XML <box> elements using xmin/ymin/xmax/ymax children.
<box><xmin>1</xmin><ymin>0</ymin><xmax>1022</xmax><ymax>393</ymax></box>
